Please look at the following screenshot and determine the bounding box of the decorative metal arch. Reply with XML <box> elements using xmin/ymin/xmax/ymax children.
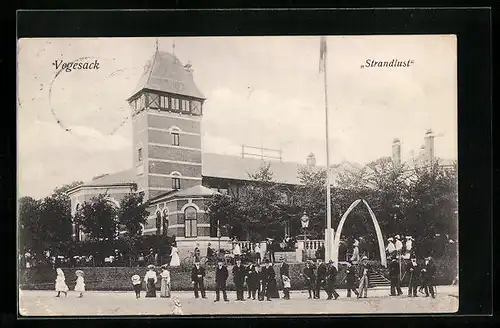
<box><xmin>332</xmin><ymin>199</ymin><xmax>387</xmax><ymax>267</ymax></box>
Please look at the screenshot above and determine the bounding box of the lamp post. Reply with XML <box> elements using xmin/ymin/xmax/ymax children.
<box><xmin>217</xmin><ymin>219</ymin><xmax>221</xmax><ymax>251</ymax></box>
<box><xmin>300</xmin><ymin>212</ymin><xmax>310</xmax><ymax>261</ymax></box>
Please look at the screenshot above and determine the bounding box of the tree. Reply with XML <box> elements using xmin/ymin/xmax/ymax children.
<box><xmin>239</xmin><ymin>162</ymin><xmax>286</xmax><ymax>240</ymax></box>
<box><xmin>18</xmin><ymin>196</ymin><xmax>41</xmax><ymax>252</ymax></box>
<box><xmin>404</xmin><ymin>160</ymin><xmax>458</xmax><ymax>256</ymax></box>
<box><xmin>206</xmin><ymin>193</ymin><xmax>242</xmax><ymax>238</ymax></box>
<box><xmin>74</xmin><ymin>194</ymin><xmax>118</xmax><ymax>241</ymax></box>
<box><xmin>117</xmin><ymin>192</ymin><xmax>149</xmax><ymax>237</ymax></box>
<box><xmin>295</xmin><ymin>165</ymin><xmax>327</xmax><ymax>239</ymax></box>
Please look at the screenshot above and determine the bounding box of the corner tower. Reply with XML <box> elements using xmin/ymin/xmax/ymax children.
<box><xmin>128</xmin><ymin>50</ymin><xmax>206</xmax><ymax>200</ymax></box>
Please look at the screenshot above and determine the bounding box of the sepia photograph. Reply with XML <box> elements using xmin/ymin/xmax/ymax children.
<box><xmin>17</xmin><ymin>35</ymin><xmax>458</xmax><ymax>316</ymax></box>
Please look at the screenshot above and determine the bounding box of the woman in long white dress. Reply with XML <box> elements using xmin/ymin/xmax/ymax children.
<box><xmin>170</xmin><ymin>245</ymin><xmax>180</xmax><ymax>267</ymax></box>
<box><xmin>55</xmin><ymin>268</ymin><xmax>68</xmax><ymax>297</ymax></box>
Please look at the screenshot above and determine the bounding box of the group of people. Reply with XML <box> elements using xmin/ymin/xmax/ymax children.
<box><xmin>195</xmin><ymin>257</ymin><xmax>283</xmax><ymax>302</ymax></box>
<box><xmin>389</xmin><ymin>255</ymin><xmax>437</xmax><ymax>298</ymax></box>
<box><xmin>302</xmin><ymin>258</ymin><xmax>367</xmax><ymax>300</ymax></box>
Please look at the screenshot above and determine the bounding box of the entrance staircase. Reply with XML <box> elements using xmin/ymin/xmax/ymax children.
<box><xmin>368</xmin><ymin>271</ymin><xmax>391</xmax><ymax>288</ymax></box>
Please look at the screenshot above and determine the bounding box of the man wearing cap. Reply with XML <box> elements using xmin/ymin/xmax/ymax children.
<box><xmin>386</xmin><ymin>237</ymin><xmax>396</xmax><ymax>256</ymax></box>
<box><xmin>303</xmin><ymin>260</ymin><xmax>316</xmax><ymax>299</ymax></box>
<box><xmin>279</xmin><ymin>257</ymin><xmax>291</xmax><ymax>299</ymax></box>
<box><xmin>345</xmin><ymin>261</ymin><xmax>359</xmax><ymax>298</ymax></box>
<box><xmin>233</xmin><ymin>258</ymin><xmax>246</xmax><ymax>301</ymax></box>
<box><xmin>406</xmin><ymin>256</ymin><xmax>420</xmax><ymax>297</ymax></box>
<box><xmin>326</xmin><ymin>261</ymin><xmax>340</xmax><ymax>300</ymax></box>
<box><xmin>421</xmin><ymin>256</ymin><xmax>436</xmax><ymax>298</ymax></box>
<box><xmin>191</xmin><ymin>261</ymin><xmax>206</xmax><ymax>299</ymax></box>
<box><xmin>315</xmin><ymin>258</ymin><xmax>327</xmax><ymax>299</ymax></box>
<box><xmin>214</xmin><ymin>259</ymin><xmax>229</xmax><ymax>302</ymax></box>
<box><xmin>389</xmin><ymin>257</ymin><xmax>403</xmax><ymax>296</ymax></box>
<box><xmin>357</xmin><ymin>256</ymin><xmax>369</xmax><ymax>298</ymax></box>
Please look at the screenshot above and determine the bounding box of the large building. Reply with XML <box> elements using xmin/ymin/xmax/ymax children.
<box><xmin>67</xmin><ymin>48</ymin><xmax>455</xmax><ymax>255</ymax></box>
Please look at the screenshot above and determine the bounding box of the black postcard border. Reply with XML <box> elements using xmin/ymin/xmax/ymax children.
<box><xmin>4</xmin><ymin>7</ymin><xmax>494</xmax><ymax>325</ymax></box>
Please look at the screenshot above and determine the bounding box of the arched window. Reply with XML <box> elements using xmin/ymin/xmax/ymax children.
<box><xmin>155</xmin><ymin>211</ymin><xmax>162</xmax><ymax>235</ymax></box>
<box><xmin>170</xmin><ymin>127</ymin><xmax>181</xmax><ymax>146</ymax></box>
<box><xmin>184</xmin><ymin>206</ymin><xmax>197</xmax><ymax>238</ymax></box>
<box><xmin>171</xmin><ymin>171</ymin><xmax>182</xmax><ymax>190</ymax></box>
<box><xmin>162</xmin><ymin>209</ymin><xmax>169</xmax><ymax>235</ymax></box>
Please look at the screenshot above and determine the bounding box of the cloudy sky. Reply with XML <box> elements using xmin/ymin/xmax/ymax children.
<box><xmin>18</xmin><ymin>35</ymin><xmax>457</xmax><ymax>199</ymax></box>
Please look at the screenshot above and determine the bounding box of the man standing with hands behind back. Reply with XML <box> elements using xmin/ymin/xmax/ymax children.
<box><xmin>214</xmin><ymin>259</ymin><xmax>229</xmax><ymax>302</ymax></box>
<box><xmin>233</xmin><ymin>257</ymin><xmax>246</xmax><ymax>301</ymax></box>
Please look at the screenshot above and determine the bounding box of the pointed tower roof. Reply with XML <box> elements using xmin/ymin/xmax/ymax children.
<box><xmin>128</xmin><ymin>51</ymin><xmax>205</xmax><ymax>101</ymax></box>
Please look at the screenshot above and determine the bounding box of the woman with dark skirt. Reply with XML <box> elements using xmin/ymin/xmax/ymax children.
<box><xmin>144</xmin><ymin>264</ymin><xmax>158</xmax><ymax>298</ymax></box>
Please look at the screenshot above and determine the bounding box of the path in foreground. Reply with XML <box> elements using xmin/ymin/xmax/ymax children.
<box><xmin>19</xmin><ymin>286</ymin><xmax>458</xmax><ymax>316</ymax></box>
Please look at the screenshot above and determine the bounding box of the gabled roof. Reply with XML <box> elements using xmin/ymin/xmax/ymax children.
<box><xmin>66</xmin><ymin>169</ymin><xmax>136</xmax><ymax>194</ymax></box>
<box><xmin>149</xmin><ymin>185</ymin><xmax>219</xmax><ymax>203</ymax></box>
<box><xmin>128</xmin><ymin>51</ymin><xmax>205</xmax><ymax>100</ymax></box>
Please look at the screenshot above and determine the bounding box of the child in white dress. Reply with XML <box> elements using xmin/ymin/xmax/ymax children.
<box><xmin>74</xmin><ymin>270</ymin><xmax>85</xmax><ymax>298</ymax></box>
<box><xmin>172</xmin><ymin>297</ymin><xmax>183</xmax><ymax>315</ymax></box>
<box><xmin>55</xmin><ymin>268</ymin><xmax>69</xmax><ymax>297</ymax></box>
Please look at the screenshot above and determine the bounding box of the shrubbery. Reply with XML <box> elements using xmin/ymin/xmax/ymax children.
<box><xmin>20</xmin><ymin>256</ymin><xmax>456</xmax><ymax>292</ymax></box>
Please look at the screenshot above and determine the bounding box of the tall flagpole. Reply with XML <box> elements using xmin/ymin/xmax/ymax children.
<box><xmin>320</xmin><ymin>36</ymin><xmax>332</xmax><ymax>262</ymax></box>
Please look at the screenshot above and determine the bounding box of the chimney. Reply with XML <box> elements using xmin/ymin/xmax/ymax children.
<box><xmin>306</xmin><ymin>153</ymin><xmax>316</xmax><ymax>166</ymax></box>
<box><xmin>392</xmin><ymin>138</ymin><xmax>401</xmax><ymax>166</ymax></box>
<box><xmin>424</xmin><ymin>129</ymin><xmax>435</xmax><ymax>162</ymax></box>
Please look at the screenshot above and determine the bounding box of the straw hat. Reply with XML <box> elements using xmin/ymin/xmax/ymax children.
<box><xmin>147</xmin><ymin>264</ymin><xmax>155</xmax><ymax>269</ymax></box>
<box><xmin>75</xmin><ymin>270</ymin><xmax>84</xmax><ymax>276</ymax></box>
<box><xmin>388</xmin><ymin>237</ymin><xmax>394</xmax><ymax>242</ymax></box>
<box><xmin>361</xmin><ymin>256</ymin><xmax>368</xmax><ymax>260</ymax></box>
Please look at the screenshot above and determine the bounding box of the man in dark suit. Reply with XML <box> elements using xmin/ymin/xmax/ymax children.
<box><xmin>246</xmin><ymin>261</ymin><xmax>256</xmax><ymax>299</ymax></box>
<box><xmin>214</xmin><ymin>259</ymin><xmax>229</xmax><ymax>302</ymax></box>
<box><xmin>421</xmin><ymin>256</ymin><xmax>436</xmax><ymax>298</ymax></box>
<box><xmin>191</xmin><ymin>261</ymin><xmax>206</xmax><ymax>299</ymax></box>
<box><xmin>255</xmin><ymin>265</ymin><xmax>265</xmax><ymax>301</ymax></box>
<box><xmin>303</xmin><ymin>260</ymin><xmax>316</xmax><ymax>299</ymax></box>
<box><xmin>232</xmin><ymin>258</ymin><xmax>246</xmax><ymax>301</ymax></box>
<box><xmin>262</xmin><ymin>259</ymin><xmax>276</xmax><ymax>301</ymax></box>
<box><xmin>279</xmin><ymin>257</ymin><xmax>291</xmax><ymax>299</ymax></box>
<box><xmin>389</xmin><ymin>257</ymin><xmax>403</xmax><ymax>296</ymax></box>
<box><xmin>345</xmin><ymin>261</ymin><xmax>359</xmax><ymax>297</ymax></box>
<box><xmin>326</xmin><ymin>261</ymin><xmax>340</xmax><ymax>300</ymax></box>
<box><xmin>406</xmin><ymin>256</ymin><xmax>419</xmax><ymax>297</ymax></box>
<box><xmin>315</xmin><ymin>258</ymin><xmax>327</xmax><ymax>299</ymax></box>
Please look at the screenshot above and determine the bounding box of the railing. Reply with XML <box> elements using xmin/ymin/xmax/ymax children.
<box><xmin>232</xmin><ymin>241</ymin><xmax>258</xmax><ymax>252</ymax></box>
<box><xmin>302</xmin><ymin>239</ymin><xmax>325</xmax><ymax>259</ymax></box>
